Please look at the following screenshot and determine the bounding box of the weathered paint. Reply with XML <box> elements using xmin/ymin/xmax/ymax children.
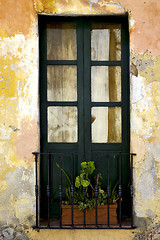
<box><xmin>0</xmin><ymin>0</ymin><xmax>35</xmax><ymax>37</ymax></box>
<box><xmin>0</xmin><ymin>0</ymin><xmax>160</xmax><ymax>239</ymax></box>
<box><xmin>0</xmin><ymin>1</ymin><xmax>39</xmax><ymax>229</ymax></box>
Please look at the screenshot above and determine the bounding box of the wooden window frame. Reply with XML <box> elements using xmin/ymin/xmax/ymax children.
<box><xmin>39</xmin><ymin>14</ymin><xmax>130</xmax><ymax>155</ymax></box>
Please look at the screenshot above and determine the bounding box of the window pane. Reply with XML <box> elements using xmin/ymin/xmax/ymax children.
<box><xmin>47</xmin><ymin>24</ymin><xmax>77</xmax><ymax>60</ymax></box>
<box><xmin>48</xmin><ymin>107</ymin><xmax>77</xmax><ymax>142</ymax></box>
<box><xmin>47</xmin><ymin>66</ymin><xmax>77</xmax><ymax>101</ymax></box>
<box><xmin>91</xmin><ymin>66</ymin><xmax>121</xmax><ymax>102</ymax></box>
<box><xmin>92</xmin><ymin>107</ymin><xmax>121</xmax><ymax>143</ymax></box>
<box><xmin>91</xmin><ymin>24</ymin><xmax>121</xmax><ymax>61</ymax></box>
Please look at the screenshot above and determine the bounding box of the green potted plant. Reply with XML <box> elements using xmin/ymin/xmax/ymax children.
<box><xmin>56</xmin><ymin>161</ymin><xmax>119</xmax><ymax>225</ymax></box>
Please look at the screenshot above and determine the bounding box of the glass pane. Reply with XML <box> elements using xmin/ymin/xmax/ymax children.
<box><xmin>47</xmin><ymin>24</ymin><xmax>77</xmax><ymax>60</ymax></box>
<box><xmin>47</xmin><ymin>66</ymin><xmax>77</xmax><ymax>101</ymax></box>
<box><xmin>91</xmin><ymin>66</ymin><xmax>121</xmax><ymax>102</ymax></box>
<box><xmin>48</xmin><ymin>107</ymin><xmax>77</xmax><ymax>142</ymax></box>
<box><xmin>91</xmin><ymin>24</ymin><xmax>121</xmax><ymax>61</ymax></box>
<box><xmin>92</xmin><ymin>107</ymin><xmax>121</xmax><ymax>143</ymax></box>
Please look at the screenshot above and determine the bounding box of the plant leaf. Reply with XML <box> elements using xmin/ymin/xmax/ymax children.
<box><xmin>75</xmin><ymin>176</ymin><xmax>81</xmax><ymax>188</ymax></box>
<box><xmin>81</xmin><ymin>180</ymin><xmax>90</xmax><ymax>187</ymax></box>
<box><xmin>56</xmin><ymin>163</ymin><xmax>71</xmax><ymax>186</ymax></box>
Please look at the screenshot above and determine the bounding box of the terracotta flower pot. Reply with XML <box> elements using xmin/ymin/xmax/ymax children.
<box><xmin>62</xmin><ymin>204</ymin><xmax>118</xmax><ymax>225</ymax></box>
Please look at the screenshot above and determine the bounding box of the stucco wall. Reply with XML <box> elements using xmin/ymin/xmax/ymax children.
<box><xmin>0</xmin><ymin>0</ymin><xmax>160</xmax><ymax>239</ymax></box>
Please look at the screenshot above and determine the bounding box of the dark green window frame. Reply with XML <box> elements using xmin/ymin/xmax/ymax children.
<box><xmin>39</xmin><ymin>14</ymin><xmax>130</xmax><ymax>155</ymax></box>
<box><xmin>38</xmin><ymin>14</ymin><xmax>131</xmax><ymax>225</ymax></box>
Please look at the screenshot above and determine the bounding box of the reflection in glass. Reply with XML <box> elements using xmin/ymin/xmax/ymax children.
<box><xmin>91</xmin><ymin>24</ymin><xmax>121</xmax><ymax>61</ymax></box>
<box><xmin>91</xmin><ymin>66</ymin><xmax>121</xmax><ymax>102</ymax></box>
<box><xmin>47</xmin><ymin>66</ymin><xmax>77</xmax><ymax>101</ymax></box>
<box><xmin>47</xmin><ymin>24</ymin><xmax>77</xmax><ymax>60</ymax></box>
<box><xmin>92</xmin><ymin>107</ymin><xmax>121</xmax><ymax>143</ymax></box>
<box><xmin>48</xmin><ymin>107</ymin><xmax>77</xmax><ymax>142</ymax></box>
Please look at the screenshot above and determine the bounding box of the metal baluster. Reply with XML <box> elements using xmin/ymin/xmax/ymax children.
<box><xmin>71</xmin><ymin>154</ymin><xmax>74</xmax><ymax>228</ymax></box>
<box><xmin>83</xmin><ymin>186</ymin><xmax>86</xmax><ymax>228</ymax></box>
<box><xmin>47</xmin><ymin>153</ymin><xmax>51</xmax><ymax>228</ymax></box>
<box><xmin>33</xmin><ymin>152</ymin><xmax>39</xmax><ymax>228</ymax></box>
<box><xmin>118</xmin><ymin>154</ymin><xmax>122</xmax><ymax>228</ymax></box>
<box><xmin>82</xmin><ymin>154</ymin><xmax>86</xmax><ymax>228</ymax></box>
<box><xmin>107</xmin><ymin>154</ymin><xmax>110</xmax><ymax>228</ymax></box>
<box><xmin>59</xmin><ymin>154</ymin><xmax>62</xmax><ymax>228</ymax></box>
<box><xmin>130</xmin><ymin>154</ymin><xmax>134</xmax><ymax>228</ymax></box>
<box><xmin>39</xmin><ymin>153</ymin><xmax>41</xmax><ymax>228</ymax></box>
<box><xmin>95</xmin><ymin>184</ymin><xmax>98</xmax><ymax>228</ymax></box>
<box><xmin>95</xmin><ymin>154</ymin><xmax>98</xmax><ymax>228</ymax></box>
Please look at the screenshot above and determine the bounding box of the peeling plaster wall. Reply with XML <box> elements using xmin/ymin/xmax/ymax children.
<box><xmin>0</xmin><ymin>0</ymin><xmax>160</xmax><ymax>239</ymax></box>
<box><xmin>0</xmin><ymin>0</ymin><xmax>39</xmax><ymax>228</ymax></box>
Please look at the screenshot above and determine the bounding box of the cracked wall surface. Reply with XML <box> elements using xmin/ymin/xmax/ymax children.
<box><xmin>0</xmin><ymin>0</ymin><xmax>160</xmax><ymax>239</ymax></box>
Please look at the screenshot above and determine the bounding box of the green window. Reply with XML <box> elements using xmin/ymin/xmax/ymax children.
<box><xmin>39</xmin><ymin>15</ymin><xmax>130</xmax><ymax>222</ymax></box>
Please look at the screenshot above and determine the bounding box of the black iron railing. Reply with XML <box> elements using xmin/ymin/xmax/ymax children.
<box><xmin>33</xmin><ymin>152</ymin><xmax>136</xmax><ymax>229</ymax></box>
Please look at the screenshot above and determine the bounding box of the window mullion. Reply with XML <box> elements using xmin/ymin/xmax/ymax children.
<box><xmin>121</xmin><ymin>19</ymin><xmax>130</xmax><ymax>154</ymax></box>
<box><xmin>77</xmin><ymin>19</ymin><xmax>85</xmax><ymax>155</ymax></box>
<box><xmin>83</xmin><ymin>20</ymin><xmax>92</xmax><ymax>156</ymax></box>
